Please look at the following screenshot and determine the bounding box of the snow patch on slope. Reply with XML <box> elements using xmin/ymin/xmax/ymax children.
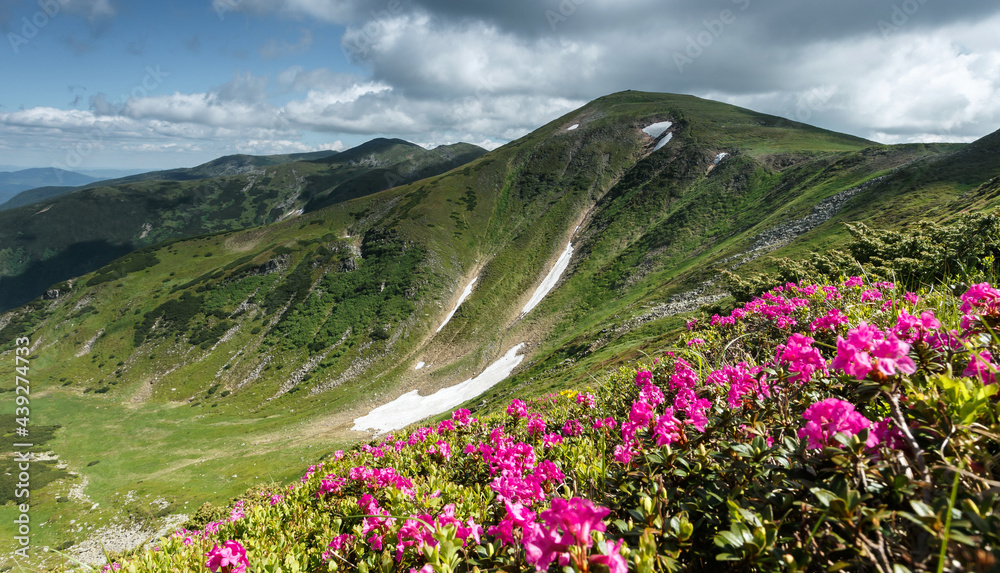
<box><xmin>566</xmin><ymin>124</ymin><xmax>579</xmax><ymax>131</ymax></box>
<box><xmin>352</xmin><ymin>343</ymin><xmax>526</xmax><ymax>433</ymax></box>
<box><xmin>436</xmin><ymin>276</ymin><xmax>477</xmax><ymax>333</ymax></box>
<box><xmin>714</xmin><ymin>152</ymin><xmax>729</xmax><ymax>164</ymax></box>
<box><xmin>653</xmin><ymin>132</ymin><xmax>673</xmax><ymax>152</ymax></box>
<box><xmin>642</xmin><ymin>121</ymin><xmax>673</xmax><ymax>139</ymax></box>
<box><xmin>414</xmin><ymin>361</ymin><xmax>425</xmax><ymax>370</ymax></box>
<box><xmin>521</xmin><ymin>242</ymin><xmax>574</xmax><ymax>317</ymax></box>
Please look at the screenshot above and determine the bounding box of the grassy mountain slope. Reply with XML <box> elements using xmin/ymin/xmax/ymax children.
<box><xmin>0</xmin><ymin>141</ymin><xmax>485</xmax><ymax>313</ymax></box>
<box><xmin>1</xmin><ymin>91</ymin><xmax>999</xmax><ymax>568</ymax></box>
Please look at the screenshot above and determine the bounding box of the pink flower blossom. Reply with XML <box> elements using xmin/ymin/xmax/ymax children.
<box><xmin>635</xmin><ymin>369</ymin><xmax>653</xmax><ymax>387</ymax></box>
<box><xmin>964</xmin><ymin>350</ymin><xmax>997</xmax><ymax>385</ymax></box>
<box><xmin>960</xmin><ymin>283</ymin><xmax>1000</xmax><ymax>331</ymax></box>
<box><xmin>452</xmin><ymin>408</ymin><xmax>474</xmax><ymax>426</ymax></box>
<box><xmin>542</xmin><ymin>433</ymin><xmax>564</xmax><ymax>448</ymax></box>
<box><xmin>523</xmin><ymin>498</ymin><xmax>612</xmax><ymax>572</ymax></box>
<box><xmin>526</xmin><ymin>414</ymin><xmax>546</xmax><ymax>435</ymax></box>
<box><xmin>205</xmin><ymin>540</ymin><xmax>249</xmax><ymax>573</ymax></box>
<box><xmin>575</xmin><ymin>392</ymin><xmax>597</xmax><ymax>408</ymax></box>
<box><xmin>654</xmin><ymin>408</ymin><xmax>684</xmax><ymax>446</ymax></box>
<box><xmin>507</xmin><ymin>399</ymin><xmax>529</xmax><ymax>417</ymax></box>
<box><xmin>613</xmin><ymin>443</ymin><xmax>637</xmax><ymax>465</ymax></box>
<box><xmin>540</xmin><ymin>497</ymin><xmax>609</xmax><ymax>547</ymax></box>
<box><xmin>860</xmin><ymin>289</ymin><xmax>883</xmax><ymax>302</ymax></box>
<box><xmin>776</xmin><ymin>333</ymin><xmax>828</xmax><ymax>384</ymax></box>
<box><xmin>589</xmin><ymin>539</ymin><xmax>628</xmax><ymax>573</ymax></box>
<box><xmin>798</xmin><ymin>398</ymin><xmax>877</xmax><ymax>449</ymax></box>
<box><xmin>870</xmin><ymin>337</ymin><xmax>916</xmax><ymax>377</ymax></box>
<box><xmin>562</xmin><ymin>419</ymin><xmax>583</xmax><ymax>437</ymax></box>
<box><xmin>810</xmin><ymin>308</ymin><xmax>849</xmax><ymax>332</ymax></box>
<box><xmin>872</xmin><ymin>417</ymin><xmax>905</xmax><ymax>450</ymax></box>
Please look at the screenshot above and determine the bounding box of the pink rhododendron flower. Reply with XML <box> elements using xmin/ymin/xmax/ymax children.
<box><xmin>589</xmin><ymin>539</ymin><xmax>628</xmax><ymax>573</ymax></box>
<box><xmin>872</xmin><ymin>417</ymin><xmax>905</xmax><ymax>450</ymax></box>
<box><xmin>964</xmin><ymin>350</ymin><xmax>997</xmax><ymax>385</ymax></box>
<box><xmin>328</xmin><ymin>533</ymin><xmax>355</xmax><ymax>551</ymax></box>
<box><xmin>228</xmin><ymin>500</ymin><xmax>244</xmax><ymax>522</ymax></box>
<box><xmin>708</xmin><ymin>362</ymin><xmax>768</xmax><ymax>408</ymax></box>
<box><xmin>526</xmin><ymin>414</ymin><xmax>546</xmax><ymax>435</ymax></box>
<box><xmin>870</xmin><ymin>337</ymin><xmax>916</xmax><ymax>377</ymax></box>
<box><xmin>635</xmin><ymin>369</ymin><xmax>653</xmax><ymax>387</ymax></box>
<box><xmin>669</xmin><ymin>359</ymin><xmax>698</xmax><ymax>389</ymax></box>
<box><xmin>960</xmin><ymin>283</ymin><xmax>1000</xmax><ymax>331</ymax></box>
<box><xmin>810</xmin><ymin>308</ymin><xmax>849</xmax><ymax>332</ymax></box>
<box><xmin>523</xmin><ymin>498</ymin><xmax>612</xmax><ymax>572</ymax></box>
<box><xmin>685</xmin><ymin>398</ymin><xmax>712</xmax><ymax>432</ymax></box>
<box><xmin>542</xmin><ymin>433</ymin><xmax>564</xmax><ymax>448</ymax></box>
<box><xmin>776</xmin><ymin>333</ymin><xmax>828</xmax><ymax>384</ymax></box>
<box><xmin>654</xmin><ymin>409</ymin><xmax>684</xmax><ymax>445</ymax></box>
<box><xmin>428</xmin><ymin>440</ymin><xmax>453</xmax><ymax>460</ymax></box>
<box><xmin>832</xmin><ymin>322</ymin><xmax>913</xmax><ymax>380</ymax></box>
<box><xmin>798</xmin><ymin>398</ymin><xmax>877</xmax><ymax>449</ymax></box>
<box><xmin>452</xmin><ymin>408</ymin><xmax>473</xmax><ymax>426</ymax></box>
<box><xmin>540</xmin><ymin>497</ymin><xmax>609</xmax><ymax>547</ymax></box>
<box><xmin>575</xmin><ymin>392</ymin><xmax>597</xmax><ymax>408</ymax></box>
<box><xmin>205</xmin><ymin>540</ymin><xmax>249</xmax><ymax>573</ymax></box>
<box><xmin>844</xmin><ymin>276</ymin><xmax>864</xmax><ymax>288</ymax></box>
<box><xmin>893</xmin><ymin>309</ymin><xmax>941</xmax><ymax>343</ymax></box>
<box><xmin>860</xmin><ymin>289</ymin><xmax>883</xmax><ymax>302</ymax></box>
<box><xmin>687</xmin><ymin>338</ymin><xmax>705</xmax><ymax>346</ymax></box>
<box><xmin>523</xmin><ymin>521</ymin><xmax>571</xmax><ymax>571</ymax></box>
<box><xmin>613</xmin><ymin>443</ymin><xmax>637</xmax><ymax>465</ymax></box>
<box><xmin>507</xmin><ymin>399</ymin><xmax>529</xmax><ymax>417</ymax></box>
<box><xmin>562</xmin><ymin>419</ymin><xmax>583</xmax><ymax>437</ymax></box>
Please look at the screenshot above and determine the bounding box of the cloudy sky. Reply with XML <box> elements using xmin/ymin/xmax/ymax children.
<box><xmin>1</xmin><ymin>0</ymin><xmax>999</xmax><ymax>171</ymax></box>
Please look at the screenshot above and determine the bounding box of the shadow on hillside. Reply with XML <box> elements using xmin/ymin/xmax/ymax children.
<box><xmin>0</xmin><ymin>241</ymin><xmax>134</xmax><ymax>312</ymax></box>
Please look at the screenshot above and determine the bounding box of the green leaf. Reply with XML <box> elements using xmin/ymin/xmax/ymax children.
<box><xmin>810</xmin><ymin>488</ymin><xmax>838</xmax><ymax>508</ymax></box>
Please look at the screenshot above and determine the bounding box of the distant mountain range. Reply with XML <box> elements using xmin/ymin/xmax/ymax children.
<box><xmin>0</xmin><ymin>167</ymin><xmax>100</xmax><ymax>204</ymax></box>
<box><xmin>0</xmin><ymin>138</ymin><xmax>486</xmax><ymax>311</ymax></box>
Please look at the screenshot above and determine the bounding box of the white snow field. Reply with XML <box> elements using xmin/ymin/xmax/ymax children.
<box><xmin>653</xmin><ymin>132</ymin><xmax>674</xmax><ymax>151</ymax></box>
<box><xmin>435</xmin><ymin>276</ymin><xmax>478</xmax><ymax>333</ymax></box>
<box><xmin>567</xmin><ymin>124</ymin><xmax>579</xmax><ymax>131</ymax></box>
<box><xmin>521</xmin><ymin>242</ymin><xmax>574</xmax><ymax>317</ymax></box>
<box><xmin>714</xmin><ymin>152</ymin><xmax>729</xmax><ymax>164</ymax></box>
<box><xmin>352</xmin><ymin>343</ymin><xmax>527</xmax><ymax>432</ymax></box>
<box><xmin>642</xmin><ymin>121</ymin><xmax>673</xmax><ymax>139</ymax></box>
<box><xmin>414</xmin><ymin>361</ymin><xmax>425</xmax><ymax>370</ymax></box>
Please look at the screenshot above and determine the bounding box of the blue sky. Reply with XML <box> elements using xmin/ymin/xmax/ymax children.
<box><xmin>1</xmin><ymin>0</ymin><xmax>999</xmax><ymax>171</ymax></box>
